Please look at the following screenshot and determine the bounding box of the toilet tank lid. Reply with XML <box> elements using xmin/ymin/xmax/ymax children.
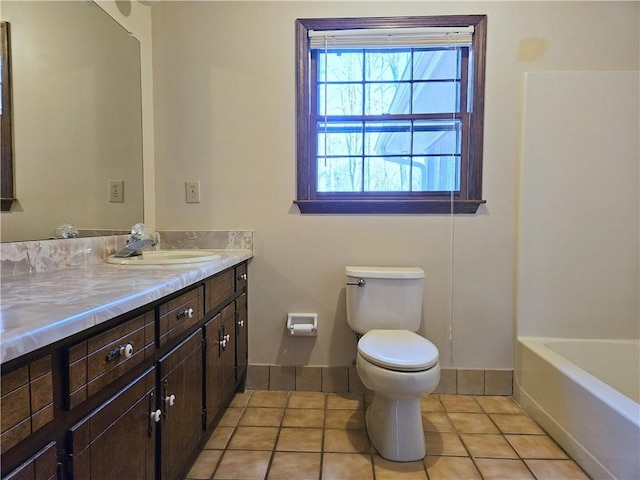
<box><xmin>345</xmin><ymin>266</ymin><xmax>424</xmax><ymax>279</ymax></box>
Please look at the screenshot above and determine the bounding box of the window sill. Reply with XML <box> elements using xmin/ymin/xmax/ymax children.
<box><xmin>294</xmin><ymin>199</ymin><xmax>485</xmax><ymax>214</ymax></box>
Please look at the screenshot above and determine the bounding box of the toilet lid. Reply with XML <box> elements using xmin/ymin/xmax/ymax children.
<box><xmin>358</xmin><ymin>330</ymin><xmax>439</xmax><ymax>372</ymax></box>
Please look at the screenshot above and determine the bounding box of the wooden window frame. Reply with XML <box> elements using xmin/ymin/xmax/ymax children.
<box><xmin>294</xmin><ymin>15</ymin><xmax>487</xmax><ymax>214</ymax></box>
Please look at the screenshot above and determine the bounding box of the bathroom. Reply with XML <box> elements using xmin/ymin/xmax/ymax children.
<box><xmin>0</xmin><ymin>1</ymin><xmax>638</xmax><ymax>479</ymax></box>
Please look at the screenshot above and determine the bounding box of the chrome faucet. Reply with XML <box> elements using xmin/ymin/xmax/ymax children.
<box><xmin>114</xmin><ymin>224</ymin><xmax>157</xmax><ymax>257</ymax></box>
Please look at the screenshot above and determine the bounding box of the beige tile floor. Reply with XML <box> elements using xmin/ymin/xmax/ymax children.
<box><xmin>185</xmin><ymin>391</ymin><xmax>591</xmax><ymax>480</ymax></box>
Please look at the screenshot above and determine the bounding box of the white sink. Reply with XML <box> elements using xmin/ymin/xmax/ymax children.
<box><xmin>106</xmin><ymin>249</ymin><xmax>221</xmax><ymax>265</ymax></box>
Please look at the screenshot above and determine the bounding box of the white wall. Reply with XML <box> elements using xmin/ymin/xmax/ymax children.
<box><xmin>517</xmin><ymin>71</ymin><xmax>639</xmax><ymax>339</ymax></box>
<box><xmin>151</xmin><ymin>1</ymin><xmax>639</xmax><ymax>368</ymax></box>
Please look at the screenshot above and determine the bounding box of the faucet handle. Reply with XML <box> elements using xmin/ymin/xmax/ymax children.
<box><xmin>129</xmin><ymin>223</ymin><xmax>150</xmax><ymax>243</ymax></box>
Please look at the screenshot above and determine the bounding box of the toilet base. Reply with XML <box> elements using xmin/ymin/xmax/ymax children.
<box><xmin>365</xmin><ymin>393</ymin><xmax>426</xmax><ymax>462</ymax></box>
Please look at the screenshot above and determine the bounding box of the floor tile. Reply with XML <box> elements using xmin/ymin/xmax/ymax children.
<box><xmin>425</xmin><ymin>432</ymin><xmax>469</xmax><ymax>456</ymax></box>
<box><xmin>525</xmin><ymin>459</ymin><xmax>590</xmax><ymax>479</ymax></box>
<box><xmin>475</xmin><ymin>396</ymin><xmax>524</xmax><ymax>414</ymax></box>
<box><xmin>218</xmin><ymin>407</ymin><xmax>243</xmax><ymax>427</ymax></box>
<box><xmin>439</xmin><ymin>394</ymin><xmax>483</xmax><ymax>413</ymax></box>
<box><xmin>372</xmin><ymin>454</ymin><xmax>428</xmax><ymax>479</ymax></box>
<box><xmin>324</xmin><ymin>408</ymin><xmax>365</xmax><ymax>429</ymax></box>
<box><xmin>460</xmin><ymin>433</ymin><xmax>518</xmax><ymax>458</ymax></box>
<box><xmin>267</xmin><ymin>452</ymin><xmax>321</xmax><ymax>480</ymax></box>
<box><xmin>505</xmin><ymin>435</ymin><xmax>569</xmax><ymax>459</ymax></box>
<box><xmin>422</xmin><ymin>412</ymin><xmax>456</xmax><ymax>432</ymax></box>
<box><xmin>420</xmin><ymin>394</ymin><xmax>444</xmax><ymax>412</ymax></box>
<box><xmin>323</xmin><ymin>428</ymin><xmax>371</xmax><ymax>453</ymax></box>
<box><xmin>447</xmin><ymin>412</ymin><xmax>500</xmax><ymax>434</ymax></box>
<box><xmin>185</xmin><ymin>449</ymin><xmax>222</xmax><ymax>479</ymax></box>
<box><xmin>490</xmin><ymin>413</ymin><xmax>545</xmax><ymax>434</ymax></box>
<box><xmin>275</xmin><ymin>427</ymin><xmax>323</xmax><ymax>452</ymax></box>
<box><xmin>247</xmin><ymin>390</ymin><xmax>289</xmax><ymax>408</ymax></box>
<box><xmin>204</xmin><ymin>426</ymin><xmax>235</xmax><ymax>450</ymax></box>
<box><xmin>287</xmin><ymin>391</ymin><xmax>326</xmax><ymax>409</ymax></box>
<box><xmin>322</xmin><ymin>453</ymin><xmax>373</xmax><ymax>479</ymax></box>
<box><xmin>475</xmin><ymin>458</ymin><xmax>535</xmax><ymax>479</ymax></box>
<box><xmin>227</xmin><ymin>426</ymin><xmax>279</xmax><ymax>450</ymax></box>
<box><xmin>213</xmin><ymin>450</ymin><xmax>271</xmax><ymax>479</ymax></box>
<box><xmin>229</xmin><ymin>392</ymin><xmax>252</xmax><ymax>408</ymax></box>
<box><xmin>282</xmin><ymin>408</ymin><xmax>325</xmax><ymax>428</ymax></box>
<box><xmin>238</xmin><ymin>407</ymin><xmax>284</xmax><ymax>427</ymax></box>
<box><xmin>424</xmin><ymin>455</ymin><xmax>482</xmax><ymax>479</ymax></box>
<box><xmin>326</xmin><ymin>393</ymin><xmax>365</xmax><ymax>410</ymax></box>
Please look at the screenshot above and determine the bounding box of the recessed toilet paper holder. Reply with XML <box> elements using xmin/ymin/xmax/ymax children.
<box><xmin>287</xmin><ymin>313</ymin><xmax>318</xmax><ymax>336</ymax></box>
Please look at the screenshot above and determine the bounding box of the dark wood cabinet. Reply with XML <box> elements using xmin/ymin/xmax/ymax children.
<box><xmin>1</xmin><ymin>261</ymin><xmax>248</xmax><ymax>480</ymax></box>
<box><xmin>158</xmin><ymin>331</ymin><xmax>203</xmax><ymax>480</ymax></box>
<box><xmin>68</xmin><ymin>369</ymin><xmax>156</xmax><ymax>480</ymax></box>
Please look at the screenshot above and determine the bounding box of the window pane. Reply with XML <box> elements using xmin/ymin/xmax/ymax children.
<box><xmin>318</xmin><ymin>50</ymin><xmax>363</xmax><ymax>82</ymax></box>
<box><xmin>413</xmin><ymin>120</ymin><xmax>461</xmax><ymax>155</ymax></box>
<box><xmin>364</xmin><ymin>121</ymin><xmax>411</xmax><ymax>155</ymax></box>
<box><xmin>412</xmin><ymin>81</ymin><xmax>460</xmax><ymax>113</ymax></box>
<box><xmin>318</xmin><ymin>83</ymin><xmax>363</xmax><ymax>115</ymax></box>
<box><xmin>411</xmin><ymin>155</ymin><xmax>460</xmax><ymax>191</ymax></box>
<box><xmin>317</xmin><ymin>157</ymin><xmax>363</xmax><ymax>192</ymax></box>
<box><xmin>365</xmin><ymin>50</ymin><xmax>411</xmax><ymax>81</ymax></box>
<box><xmin>364</xmin><ymin>156</ymin><xmax>411</xmax><ymax>191</ymax></box>
<box><xmin>317</xmin><ymin>122</ymin><xmax>363</xmax><ymax>156</ymax></box>
<box><xmin>413</xmin><ymin>49</ymin><xmax>461</xmax><ymax>80</ymax></box>
<box><xmin>365</xmin><ymin>82</ymin><xmax>410</xmax><ymax>115</ymax></box>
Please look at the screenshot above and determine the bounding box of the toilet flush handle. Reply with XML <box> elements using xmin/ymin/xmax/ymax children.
<box><xmin>346</xmin><ymin>278</ymin><xmax>366</xmax><ymax>287</ymax></box>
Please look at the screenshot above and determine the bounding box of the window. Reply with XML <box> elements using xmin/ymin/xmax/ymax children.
<box><xmin>295</xmin><ymin>15</ymin><xmax>487</xmax><ymax>214</ymax></box>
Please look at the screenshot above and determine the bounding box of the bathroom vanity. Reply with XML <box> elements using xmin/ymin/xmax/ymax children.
<box><xmin>0</xmin><ymin>248</ymin><xmax>251</xmax><ymax>480</ymax></box>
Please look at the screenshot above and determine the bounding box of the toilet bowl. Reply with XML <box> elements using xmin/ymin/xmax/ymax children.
<box><xmin>356</xmin><ymin>329</ymin><xmax>440</xmax><ymax>461</ymax></box>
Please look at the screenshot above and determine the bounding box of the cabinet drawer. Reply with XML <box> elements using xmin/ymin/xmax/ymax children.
<box><xmin>158</xmin><ymin>286</ymin><xmax>204</xmax><ymax>347</ymax></box>
<box><xmin>205</xmin><ymin>269</ymin><xmax>234</xmax><ymax>313</ymax></box>
<box><xmin>235</xmin><ymin>263</ymin><xmax>247</xmax><ymax>292</ymax></box>
<box><xmin>67</xmin><ymin>311</ymin><xmax>155</xmax><ymax>409</ymax></box>
<box><xmin>1</xmin><ymin>356</ymin><xmax>53</xmax><ymax>454</ymax></box>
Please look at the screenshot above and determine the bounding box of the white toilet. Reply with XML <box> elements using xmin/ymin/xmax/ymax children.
<box><xmin>345</xmin><ymin>266</ymin><xmax>440</xmax><ymax>462</ymax></box>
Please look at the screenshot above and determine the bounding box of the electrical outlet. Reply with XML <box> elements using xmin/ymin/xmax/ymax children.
<box><xmin>185</xmin><ymin>181</ymin><xmax>201</xmax><ymax>204</ymax></box>
<box><xmin>109</xmin><ymin>180</ymin><xmax>124</xmax><ymax>203</ymax></box>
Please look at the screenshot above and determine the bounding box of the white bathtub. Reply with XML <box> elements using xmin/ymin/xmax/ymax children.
<box><xmin>515</xmin><ymin>337</ymin><xmax>640</xmax><ymax>480</ymax></box>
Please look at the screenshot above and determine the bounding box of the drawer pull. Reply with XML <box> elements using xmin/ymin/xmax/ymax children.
<box><xmin>150</xmin><ymin>409</ymin><xmax>161</xmax><ymax>423</ymax></box>
<box><xmin>165</xmin><ymin>394</ymin><xmax>176</xmax><ymax>407</ymax></box>
<box><xmin>105</xmin><ymin>342</ymin><xmax>135</xmax><ymax>362</ymax></box>
<box><xmin>176</xmin><ymin>307</ymin><xmax>194</xmax><ymax>320</ymax></box>
<box><xmin>238</xmin><ymin>273</ymin><xmax>247</xmax><ymax>281</ymax></box>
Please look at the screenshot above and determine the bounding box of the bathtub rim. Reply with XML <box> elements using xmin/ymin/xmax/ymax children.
<box><xmin>517</xmin><ymin>336</ymin><xmax>639</xmax><ymax>426</ymax></box>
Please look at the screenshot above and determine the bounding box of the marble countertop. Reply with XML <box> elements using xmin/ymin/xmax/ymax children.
<box><xmin>0</xmin><ymin>249</ymin><xmax>252</xmax><ymax>364</ymax></box>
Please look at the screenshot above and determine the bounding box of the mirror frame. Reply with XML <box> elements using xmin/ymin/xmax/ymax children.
<box><xmin>0</xmin><ymin>21</ymin><xmax>15</xmax><ymax>212</ymax></box>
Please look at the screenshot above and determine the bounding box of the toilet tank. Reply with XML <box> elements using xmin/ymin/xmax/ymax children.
<box><xmin>345</xmin><ymin>266</ymin><xmax>425</xmax><ymax>334</ymax></box>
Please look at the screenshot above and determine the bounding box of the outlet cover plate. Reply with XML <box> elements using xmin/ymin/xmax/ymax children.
<box><xmin>109</xmin><ymin>180</ymin><xmax>124</xmax><ymax>203</ymax></box>
<box><xmin>185</xmin><ymin>181</ymin><xmax>201</xmax><ymax>203</ymax></box>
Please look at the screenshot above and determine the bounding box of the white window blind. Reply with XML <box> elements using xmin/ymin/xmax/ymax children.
<box><xmin>308</xmin><ymin>26</ymin><xmax>474</xmax><ymax>49</ymax></box>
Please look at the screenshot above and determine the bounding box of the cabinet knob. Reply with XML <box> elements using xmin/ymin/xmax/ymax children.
<box><xmin>120</xmin><ymin>342</ymin><xmax>134</xmax><ymax>359</ymax></box>
<box><xmin>237</xmin><ymin>320</ymin><xmax>245</xmax><ymax>327</ymax></box>
<box><xmin>150</xmin><ymin>409</ymin><xmax>161</xmax><ymax>423</ymax></box>
<box><xmin>238</xmin><ymin>273</ymin><xmax>247</xmax><ymax>281</ymax></box>
<box><xmin>177</xmin><ymin>307</ymin><xmax>194</xmax><ymax>320</ymax></box>
<box><xmin>165</xmin><ymin>394</ymin><xmax>176</xmax><ymax>407</ymax></box>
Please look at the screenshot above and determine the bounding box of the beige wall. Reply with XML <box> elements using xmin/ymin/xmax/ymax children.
<box><xmin>151</xmin><ymin>1</ymin><xmax>639</xmax><ymax>369</ymax></box>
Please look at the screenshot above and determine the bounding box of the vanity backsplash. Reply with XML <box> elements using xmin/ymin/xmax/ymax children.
<box><xmin>0</xmin><ymin>230</ymin><xmax>253</xmax><ymax>276</ymax></box>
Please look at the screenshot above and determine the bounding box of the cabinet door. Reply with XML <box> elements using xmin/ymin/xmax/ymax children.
<box><xmin>69</xmin><ymin>368</ymin><xmax>156</xmax><ymax>480</ymax></box>
<box><xmin>220</xmin><ymin>304</ymin><xmax>236</xmax><ymax>402</ymax></box>
<box><xmin>158</xmin><ymin>330</ymin><xmax>203</xmax><ymax>480</ymax></box>
<box><xmin>3</xmin><ymin>442</ymin><xmax>57</xmax><ymax>480</ymax></box>
<box><xmin>203</xmin><ymin>313</ymin><xmax>222</xmax><ymax>430</ymax></box>
<box><xmin>235</xmin><ymin>293</ymin><xmax>248</xmax><ymax>384</ymax></box>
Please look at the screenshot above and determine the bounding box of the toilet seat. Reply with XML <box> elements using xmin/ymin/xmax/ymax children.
<box><xmin>358</xmin><ymin>329</ymin><xmax>439</xmax><ymax>372</ymax></box>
